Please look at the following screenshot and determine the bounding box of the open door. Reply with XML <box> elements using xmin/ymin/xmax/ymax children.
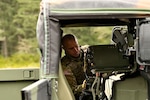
<box><xmin>136</xmin><ymin>19</ymin><xmax>150</xmax><ymax>100</ymax></box>
<box><xmin>21</xmin><ymin>79</ymin><xmax>51</xmax><ymax>100</ymax></box>
<box><xmin>136</xmin><ymin>19</ymin><xmax>150</xmax><ymax>65</ymax></box>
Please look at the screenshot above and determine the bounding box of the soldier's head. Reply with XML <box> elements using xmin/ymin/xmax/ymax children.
<box><xmin>62</xmin><ymin>34</ymin><xmax>80</xmax><ymax>58</ymax></box>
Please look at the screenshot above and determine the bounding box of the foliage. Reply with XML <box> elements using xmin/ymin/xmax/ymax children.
<box><xmin>62</xmin><ymin>26</ymin><xmax>113</xmax><ymax>45</ymax></box>
<box><xmin>0</xmin><ymin>0</ymin><xmax>40</xmax><ymax>55</ymax></box>
<box><xmin>0</xmin><ymin>0</ymin><xmax>41</xmax><ymax>68</ymax></box>
<box><xmin>0</xmin><ymin>53</ymin><xmax>40</xmax><ymax>68</ymax></box>
<box><xmin>0</xmin><ymin>0</ymin><xmax>19</xmax><ymax>55</ymax></box>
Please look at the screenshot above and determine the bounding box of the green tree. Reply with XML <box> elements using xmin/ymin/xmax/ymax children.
<box><xmin>13</xmin><ymin>0</ymin><xmax>40</xmax><ymax>54</ymax></box>
<box><xmin>0</xmin><ymin>0</ymin><xmax>40</xmax><ymax>55</ymax></box>
<box><xmin>0</xmin><ymin>0</ymin><xmax>18</xmax><ymax>55</ymax></box>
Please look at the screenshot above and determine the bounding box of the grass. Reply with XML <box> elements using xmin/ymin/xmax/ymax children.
<box><xmin>0</xmin><ymin>53</ymin><xmax>40</xmax><ymax>68</ymax></box>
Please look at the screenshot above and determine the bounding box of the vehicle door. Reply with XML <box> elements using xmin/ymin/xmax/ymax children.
<box><xmin>136</xmin><ymin>19</ymin><xmax>150</xmax><ymax>100</ymax></box>
<box><xmin>21</xmin><ymin>1</ymin><xmax>75</xmax><ymax>100</ymax></box>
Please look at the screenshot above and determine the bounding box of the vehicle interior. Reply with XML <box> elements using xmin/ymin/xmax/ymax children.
<box><xmin>56</xmin><ymin>16</ymin><xmax>148</xmax><ymax>100</ymax></box>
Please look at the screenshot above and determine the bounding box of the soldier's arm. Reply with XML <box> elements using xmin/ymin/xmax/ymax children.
<box><xmin>74</xmin><ymin>80</ymin><xmax>86</xmax><ymax>93</ymax></box>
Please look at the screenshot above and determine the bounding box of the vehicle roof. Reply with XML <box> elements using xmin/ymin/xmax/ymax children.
<box><xmin>49</xmin><ymin>0</ymin><xmax>150</xmax><ymax>9</ymax></box>
<box><xmin>45</xmin><ymin>0</ymin><xmax>150</xmax><ymax>27</ymax></box>
<box><xmin>48</xmin><ymin>0</ymin><xmax>150</xmax><ymax>15</ymax></box>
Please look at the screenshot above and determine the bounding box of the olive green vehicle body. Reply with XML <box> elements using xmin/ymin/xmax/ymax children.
<box><xmin>1</xmin><ymin>0</ymin><xmax>150</xmax><ymax>100</ymax></box>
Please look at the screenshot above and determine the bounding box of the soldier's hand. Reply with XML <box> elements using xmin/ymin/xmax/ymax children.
<box><xmin>82</xmin><ymin>80</ymin><xmax>86</xmax><ymax>89</ymax></box>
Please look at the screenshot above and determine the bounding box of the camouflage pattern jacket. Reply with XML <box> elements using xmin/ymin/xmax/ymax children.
<box><xmin>61</xmin><ymin>46</ymin><xmax>89</xmax><ymax>94</ymax></box>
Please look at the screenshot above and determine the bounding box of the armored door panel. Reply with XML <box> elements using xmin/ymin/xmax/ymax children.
<box><xmin>136</xmin><ymin>20</ymin><xmax>150</xmax><ymax>65</ymax></box>
<box><xmin>21</xmin><ymin>79</ymin><xmax>51</xmax><ymax>100</ymax></box>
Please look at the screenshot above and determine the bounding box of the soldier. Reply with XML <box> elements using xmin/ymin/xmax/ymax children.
<box><xmin>61</xmin><ymin>34</ymin><xmax>88</xmax><ymax>100</ymax></box>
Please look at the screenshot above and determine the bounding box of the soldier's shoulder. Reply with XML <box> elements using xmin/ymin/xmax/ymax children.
<box><xmin>61</xmin><ymin>56</ymin><xmax>70</xmax><ymax>65</ymax></box>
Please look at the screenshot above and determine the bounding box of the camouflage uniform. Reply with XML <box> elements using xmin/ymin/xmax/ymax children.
<box><xmin>61</xmin><ymin>49</ymin><xmax>85</xmax><ymax>94</ymax></box>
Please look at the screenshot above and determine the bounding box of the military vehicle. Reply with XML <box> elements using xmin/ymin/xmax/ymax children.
<box><xmin>1</xmin><ymin>0</ymin><xmax>150</xmax><ymax>100</ymax></box>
